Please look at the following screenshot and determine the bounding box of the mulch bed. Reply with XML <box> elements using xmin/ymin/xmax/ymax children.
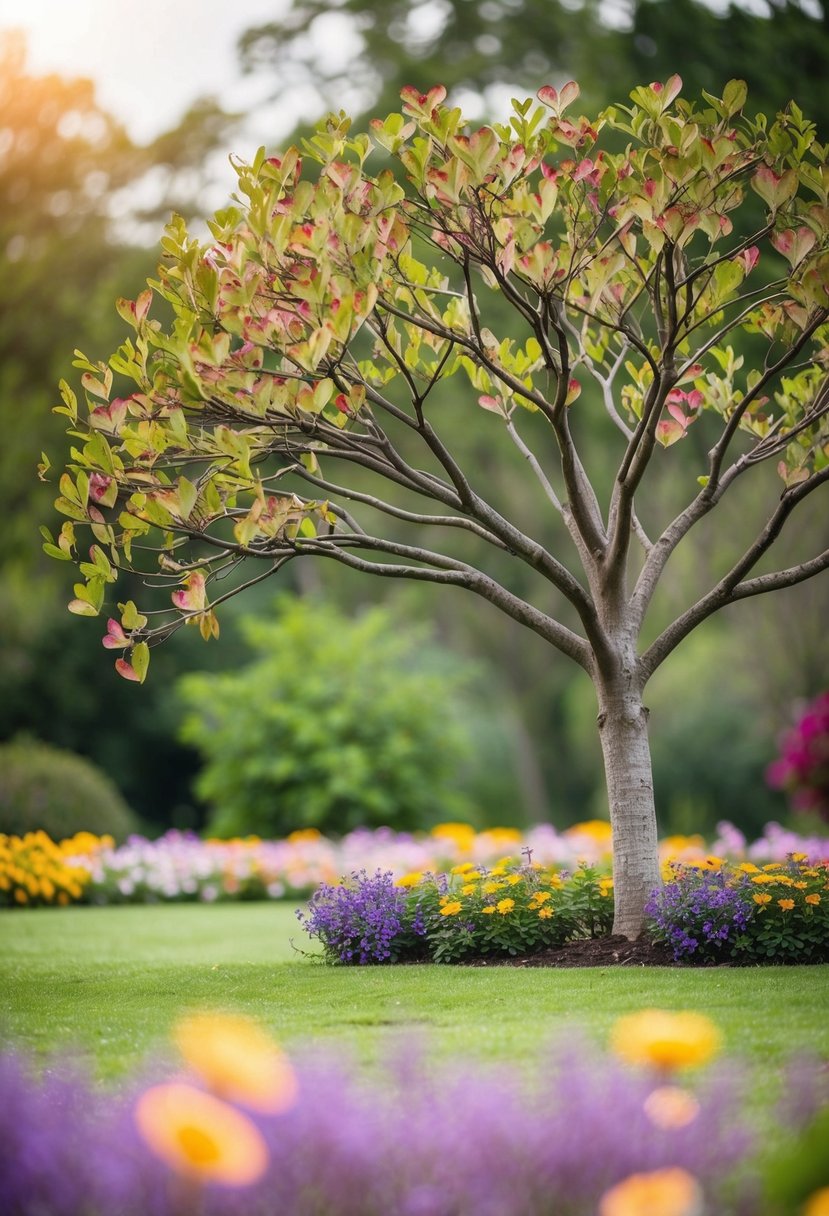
<box><xmin>466</xmin><ymin>935</ymin><xmax>679</xmax><ymax>968</ymax></box>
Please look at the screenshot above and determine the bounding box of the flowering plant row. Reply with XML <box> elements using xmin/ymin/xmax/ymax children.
<box><xmin>647</xmin><ymin>856</ymin><xmax>829</xmax><ymax>964</ymax></box>
<box><xmin>2</xmin><ymin>819</ymin><xmax>827</xmax><ymax>910</ymax></box>
<box><xmin>2</xmin><ymin>1008</ymin><xmax>828</xmax><ymax>1216</ymax></box>
<box><xmin>298</xmin><ymin>860</ymin><xmax>614</xmax><ymax>964</ymax></box>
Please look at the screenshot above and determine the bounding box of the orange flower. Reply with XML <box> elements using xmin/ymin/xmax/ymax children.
<box><xmin>173</xmin><ymin>1013</ymin><xmax>298</xmax><ymax>1114</ymax></box>
<box><xmin>610</xmin><ymin>1010</ymin><xmax>721</xmax><ymax>1072</ymax></box>
<box><xmin>538</xmin><ymin>906</ymin><xmax>554</xmax><ymax>919</ymax></box>
<box><xmin>806</xmin><ymin>893</ymin><xmax>821</xmax><ymax>906</ymax></box>
<box><xmin>134</xmin><ymin>1083</ymin><xmax>268</xmax><ymax>1185</ymax></box>
<box><xmin>777</xmin><ymin>899</ymin><xmax>795</xmax><ymax>911</ymax></box>
<box><xmin>753</xmin><ymin>893</ymin><xmax>772</xmax><ymax>905</ymax></box>
<box><xmin>599</xmin><ymin>1167</ymin><xmax>702</xmax><ymax>1216</ymax></box>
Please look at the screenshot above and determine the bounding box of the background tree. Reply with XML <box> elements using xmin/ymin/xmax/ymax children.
<box><xmin>45</xmin><ymin>79</ymin><xmax>829</xmax><ymax>934</ymax></box>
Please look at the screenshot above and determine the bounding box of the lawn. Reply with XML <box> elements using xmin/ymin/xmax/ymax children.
<box><xmin>2</xmin><ymin>903</ymin><xmax>828</xmax><ymax>1093</ymax></box>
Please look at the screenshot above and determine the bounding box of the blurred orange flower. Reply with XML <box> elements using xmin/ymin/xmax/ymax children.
<box><xmin>135</xmin><ymin>1082</ymin><xmax>268</xmax><ymax>1185</ymax></box>
<box><xmin>599</xmin><ymin>1167</ymin><xmax>702</xmax><ymax>1216</ymax></box>
<box><xmin>610</xmin><ymin>1010</ymin><xmax>721</xmax><ymax>1072</ymax></box>
<box><xmin>173</xmin><ymin>1013</ymin><xmax>298</xmax><ymax>1114</ymax></box>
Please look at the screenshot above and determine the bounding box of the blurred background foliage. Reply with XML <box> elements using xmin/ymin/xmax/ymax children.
<box><xmin>1</xmin><ymin>0</ymin><xmax>827</xmax><ymax>839</ymax></box>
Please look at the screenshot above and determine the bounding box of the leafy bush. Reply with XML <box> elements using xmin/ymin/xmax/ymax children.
<box><xmin>646</xmin><ymin>858</ymin><xmax>829</xmax><ymax>964</ymax></box>
<box><xmin>298</xmin><ymin>859</ymin><xmax>614</xmax><ymax>964</ymax></box>
<box><xmin>0</xmin><ymin>739</ymin><xmax>138</xmax><ymax>841</ymax></box>
<box><xmin>767</xmin><ymin>692</ymin><xmax>829</xmax><ymax>823</ymax></box>
<box><xmin>178</xmin><ymin>598</ymin><xmax>481</xmax><ymax>838</ymax></box>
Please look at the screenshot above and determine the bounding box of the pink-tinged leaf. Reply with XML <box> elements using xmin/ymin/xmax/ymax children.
<box><xmin>751</xmin><ymin>164</ymin><xmax>798</xmax><ymax>211</ymax></box>
<box><xmin>115</xmin><ymin>657</ymin><xmax>141</xmax><ymax>682</ymax></box>
<box><xmin>565</xmin><ymin>378</ymin><xmax>582</xmax><ymax>405</ymax></box>
<box><xmin>656</xmin><ymin>419</ymin><xmax>686</xmax><ymax>447</ymax></box>
<box><xmin>771</xmin><ymin>226</ymin><xmax>816</xmax><ymax>268</ymax></box>
<box><xmin>559</xmin><ymin>81</ymin><xmax>580</xmax><ymax>110</ymax></box>
<box><xmin>134</xmin><ymin>289</ymin><xmax>152</xmax><ymax>323</ymax></box>
<box><xmin>537</xmin><ymin>85</ymin><xmax>560</xmax><ymax>109</ymax></box>
<box><xmin>81</xmin><ymin>372</ymin><xmax>109</xmax><ymax>401</ymax></box>
<box><xmin>400</xmin><ymin>84</ymin><xmax>447</xmax><ymax>116</ymax></box>
<box><xmin>667</xmin><ymin>403</ymin><xmax>690</xmax><ymax>429</ymax></box>
<box><xmin>686</xmin><ymin>390</ymin><xmax>705</xmax><ymax>410</ymax></box>
<box><xmin>171</xmin><ymin>570</ymin><xmax>207</xmax><ymax>614</ymax></box>
<box><xmin>68</xmin><ymin>598</ymin><xmax>99</xmax><ymax>617</ymax></box>
<box><xmin>538</xmin><ymin>81</ymin><xmax>579</xmax><ymax>115</ymax></box>
<box><xmin>777</xmin><ymin>461</ymin><xmax>810</xmax><ymax>486</ymax></box>
<box><xmin>478</xmin><ymin>394</ymin><xmax>506</xmax><ymax>415</ymax></box>
<box><xmin>663</xmin><ymin>74</ymin><xmax>682</xmax><ymax>105</ymax></box>
<box><xmin>88</xmin><ymin>473</ymin><xmax>117</xmax><ymax>508</ymax></box>
<box><xmin>89</xmin><ymin>399</ymin><xmax>128</xmax><ymax>433</ymax></box>
<box><xmin>102</xmin><ymin>618</ymin><xmax>128</xmax><ymax>649</ymax></box>
<box><xmin>736</xmin><ymin>246</ymin><xmax>760</xmax><ymax>274</ymax></box>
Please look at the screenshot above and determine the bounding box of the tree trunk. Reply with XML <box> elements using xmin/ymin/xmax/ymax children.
<box><xmin>597</xmin><ymin>678</ymin><xmax>661</xmax><ymax>939</ymax></box>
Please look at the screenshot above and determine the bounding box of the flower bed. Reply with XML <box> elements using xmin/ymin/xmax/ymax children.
<box><xmin>2</xmin><ymin>819</ymin><xmax>827</xmax><ymax>910</ymax></box>
<box><xmin>1</xmin><ymin>1008</ymin><xmax>827</xmax><ymax>1216</ymax></box>
<box><xmin>647</xmin><ymin>856</ymin><xmax>829</xmax><ymax>964</ymax></box>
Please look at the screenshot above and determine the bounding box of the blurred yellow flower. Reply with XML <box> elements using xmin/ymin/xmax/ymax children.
<box><xmin>481</xmin><ymin>905</ymin><xmax>496</xmax><ymax>915</ymax></box>
<box><xmin>506</xmin><ymin>874</ymin><xmax>523</xmax><ymax>886</ymax></box>
<box><xmin>173</xmin><ymin>1013</ymin><xmax>298</xmax><ymax>1115</ymax></box>
<box><xmin>751</xmin><ymin>874</ymin><xmax>781</xmax><ymax>885</ymax></box>
<box><xmin>483</xmin><ymin>881</ymin><xmax>505</xmax><ymax>895</ymax></box>
<box><xmin>804</xmin><ymin>1187</ymin><xmax>829</xmax><ymax>1216</ymax></box>
<box><xmin>737</xmin><ymin>862</ymin><xmax>760</xmax><ymax>873</ymax></box>
<box><xmin>566</xmin><ymin>819</ymin><xmax>613</xmax><ymax>843</ymax></box>
<box><xmin>599</xmin><ymin>1167</ymin><xmax>702</xmax><ymax>1216</ymax></box>
<box><xmin>538</xmin><ymin>906</ymin><xmax>554</xmax><ymax>920</ymax></box>
<box><xmin>794</xmin><ymin>882</ymin><xmax>808</xmax><ymax>890</ymax></box>
<box><xmin>461</xmin><ymin>884</ymin><xmax>477</xmax><ymax>896</ymax></box>
<box><xmin>610</xmin><ymin>1010</ymin><xmax>722</xmax><ymax>1072</ymax></box>
<box><xmin>753</xmin><ymin>894</ymin><xmax>772</xmax><ymax>905</ymax></box>
<box><xmin>496</xmin><ymin>898</ymin><xmax>515</xmax><ymax>914</ymax></box>
<box><xmin>432</xmin><ymin>823</ymin><xmax>476</xmax><ymax>847</ymax></box>
<box><xmin>777</xmin><ymin>898</ymin><xmax>795</xmax><ymax>911</ymax></box>
<box><xmin>806</xmin><ymin>893</ymin><xmax>821</xmax><ymax>906</ymax></box>
<box><xmin>450</xmin><ymin>862</ymin><xmax>474</xmax><ymax>875</ymax></box>
<box><xmin>440</xmin><ymin>901</ymin><xmax>463</xmax><ymax>916</ymax></box>
<box><xmin>135</xmin><ymin>1082</ymin><xmax>268</xmax><ymax>1185</ymax></box>
<box><xmin>643</xmin><ymin>1086</ymin><xmax>700</xmax><ymax>1130</ymax></box>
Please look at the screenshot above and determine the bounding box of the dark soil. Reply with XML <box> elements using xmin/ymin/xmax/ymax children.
<box><xmin>466</xmin><ymin>935</ymin><xmax>679</xmax><ymax>968</ymax></box>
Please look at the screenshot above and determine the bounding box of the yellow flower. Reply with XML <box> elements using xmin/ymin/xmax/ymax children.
<box><xmin>506</xmin><ymin>874</ymin><xmax>523</xmax><ymax>886</ymax></box>
<box><xmin>531</xmin><ymin>891</ymin><xmax>551</xmax><ymax>905</ymax></box>
<box><xmin>481</xmin><ymin>905</ymin><xmax>496</xmax><ymax>915</ymax></box>
<box><xmin>777</xmin><ymin>899</ymin><xmax>795</xmax><ymax>911</ymax></box>
<box><xmin>496</xmin><ymin>898</ymin><xmax>515</xmax><ymax>914</ymax></box>
<box><xmin>482</xmin><ymin>881</ymin><xmax>505</xmax><ymax>895</ymax></box>
<box><xmin>762</xmin><ymin>863</ymin><xmax>784</xmax><ymax>871</ymax></box>
<box><xmin>461</xmin><ymin>884</ymin><xmax>477</xmax><ymax>896</ymax></box>
<box><xmin>610</xmin><ymin>1010</ymin><xmax>722</xmax><ymax>1072</ymax></box>
<box><xmin>134</xmin><ymin>1082</ymin><xmax>268</xmax><ymax>1186</ymax></box>
<box><xmin>806</xmin><ymin>893</ymin><xmax>821</xmax><ymax>906</ymax></box>
<box><xmin>751</xmin><ymin>874</ymin><xmax>781</xmax><ymax>885</ymax></box>
<box><xmin>440</xmin><ymin>901</ymin><xmax>463</xmax><ymax>916</ymax></box>
<box><xmin>173</xmin><ymin>1013</ymin><xmax>298</xmax><ymax>1115</ymax></box>
<box><xmin>538</xmin><ymin>906</ymin><xmax>554</xmax><ymax>920</ymax></box>
<box><xmin>737</xmin><ymin>862</ymin><xmax>760</xmax><ymax>873</ymax></box>
<box><xmin>489</xmin><ymin>866</ymin><xmax>507</xmax><ymax>878</ymax></box>
<box><xmin>642</xmin><ymin>1086</ymin><xmax>700</xmax><ymax>1130</ymax></box>
<box><xmin>450</xmin><ymin>862</ymin><xmax>475</xmax><ymax>875</ymax></box>
<box><xmin>791</xmin><ymin>852</ymin><xmax>808</xmax><ymax>863</ymax></box>
<box><xmin>599</xmin><ymin>1167</ymin><xmax>702</xmax><ymax>1216</ymax></box>
<box><xmin>804</xmin><ymin>1187</ymin><xmax>829</xmax><ymax>1216</ymax></box>
<box><xmin>794</xmin><ymin>881</ymin><xmax>808</xmax><ymax>890</ymax></box>
<box><xmin>753</xmin><ymin>893</ymin><xmax>772</xmax><ymax>905</ymax></box>
<box><xmin>396</xmin><ymin>872</ymin><xmax>423</xmax><ymax>888</ymax></box>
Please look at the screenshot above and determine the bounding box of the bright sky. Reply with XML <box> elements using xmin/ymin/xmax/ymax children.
<box><xmin>0</xmin><ymin>0</ymin><xmax>294</xmax><ymax>142</ymax></box>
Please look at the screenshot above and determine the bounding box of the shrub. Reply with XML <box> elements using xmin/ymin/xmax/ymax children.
<box><xmin>296</xmin><ymin>870</ymin><xmax>427</xmax><ymax>963</ymax></box>
<box><xmin>646</xmin><ymin>858</ymin><xmax>829</xmax><ymax>964</ymax></box>
<box><xmin>0</xmin><ymin>739</ymin><xmax>138</xmax><ymax>842</ymax></box>
<box><xmin>0</xmin><ymin>832</ymin><xmax>95</xmax><ymax>908</ymax></box>
<box><xmin>178</xmin><ymin>599</ymin><xmax>482</xmax><ymax>838</ymax></box>
<box><xmin>767</xmin><ymin>692</ymin><xmax>829</xmax><ymax>823</ymax></box>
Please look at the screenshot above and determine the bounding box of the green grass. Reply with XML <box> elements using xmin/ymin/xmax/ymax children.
<box><xmin>2</xmin><ymin>904</ymin><xmax>828</xmax><ymax>1093</ymax></box>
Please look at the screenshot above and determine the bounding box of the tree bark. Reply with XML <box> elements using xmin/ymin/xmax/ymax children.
<box><xmin>596</xmin><ymin>677</ymin><xmax>661</xmax><ymax>939</ymax></box>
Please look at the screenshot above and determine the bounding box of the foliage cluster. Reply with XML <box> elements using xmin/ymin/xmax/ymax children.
<box><xmin>178</xmin><ymin>600</ymin><xmax>482</xmax><ymax>837</ymax></box>
<box><xmin>2</xmin><ymin>1008</ymin><xmax>829</xmax><ymax>1216</ymax></box>
<box><xmin>298</xmin><ymin>859</ymin><xmax>614</xmax><ymax>964</ymax></box>
<box><xmin>0</xmin><ymin>831</ymin><xmax>97</xmax><ymax>909</ymax></box>
<box><xmin>0</xmin><ymin>739</ymin><xmax>138</xmax><ymax>842</ymax></box>
<box><xmin>767</xmin><ymin>690</ymin><xmax>829</xmax><ymax>823</ymax></box>
<box><xmin>646</xmin><ymin>857</ymin><xmax>829</xmax><ymax>963</ymax></box>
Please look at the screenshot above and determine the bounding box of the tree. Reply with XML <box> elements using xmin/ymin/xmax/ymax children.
<box><xmin>45</xmin><ymin>78</ymin><xmax>829</xmax><ymax>937</ymax></box>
